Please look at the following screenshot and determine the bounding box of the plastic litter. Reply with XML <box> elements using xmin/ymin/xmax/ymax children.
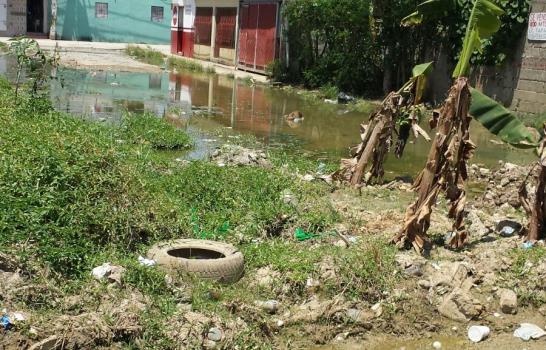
<box><xmin>432</xmin><ymin>341</ymin><xmax>442</xmax><ymax>349</ymax></box>
<box><xmin>468</xmin><ymin>325</ymin><xmax>490</xmax><ymax>343</ymax></box>
<box><xmin>12</xmin><ymin>312</ymin><xmax>25</xmax><ymax>322</ymax></box>
<box><xmin>295</xmin><ymin>228</ymin><xmax>318</xmax><ymax>241</ymax></box>
<box><xmin>513</xmin><ymin>323</ymin><xmax>546</xmax><ymax>341</ymax></box>
<box><xmin>1</xmin><ymin>314</ymin><xmax>11</xmax><ymax>330</ymax></box>
<box><xmin>138</xmin><ymin>256</ymin><xmax>156</xmax><ymax>267</ymax></box>
<box><xmin>337</xmin><ymin>92</ymin><xmax>355</xmax><ymax>104</ymax></box>
<box><xmin>499</xmin><ymin>226</ymin><xmax>515</xmax><ymax>237</ymax></box>
<box><xmin>91</xmin><ymin>263</ymin><xmax>112</xmax><ymax>280</ymax></box>
<box><xmin>522</xmin><ymin>242</ymin><xmax>535</xmax><ymax>250</ymax></box>
<box><xmin>317</xmin><ymin>163</ymin><xmax>326</xmax><ymax>174</ymax></box>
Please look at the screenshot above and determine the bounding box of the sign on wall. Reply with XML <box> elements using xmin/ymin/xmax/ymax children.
<box><xmin>528</xmin><ymin>13</ymin><xmax>546</xmax><ymax>41</ymax></box>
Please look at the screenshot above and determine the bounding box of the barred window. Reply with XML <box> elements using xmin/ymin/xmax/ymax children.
<box><xmin>95</xmin><ymin>2</ymin><xmax>108</xmax><ymax>19</ymax></box>
<box><xmin>151</xmin><ymin>6</ymin><xmax>164</xmax><ymax>22</ymax></box>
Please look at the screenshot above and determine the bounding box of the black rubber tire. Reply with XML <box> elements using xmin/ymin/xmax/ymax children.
<box><xmin>147</xmin><ymin>239</ymin><xmax>244</xmax><ymax>283</ymax></box>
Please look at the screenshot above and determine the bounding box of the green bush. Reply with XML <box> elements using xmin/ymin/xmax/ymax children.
<box><xmin>122</xmin><ymin>113</ymin><xmax>192</xmax><ymax>149</ymax></box>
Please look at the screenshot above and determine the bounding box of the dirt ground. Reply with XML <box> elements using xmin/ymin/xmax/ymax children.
<box><xmin>58</xmin><ymin>51</ymin><xmax>162</xmax><ymax>73</ymax></box>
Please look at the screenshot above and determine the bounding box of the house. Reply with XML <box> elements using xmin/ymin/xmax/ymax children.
<box><xmin>0</xmin><ymin>0</ymin><xmax>50</xmax><ymax>37</ymax></box>
<box><xmin>171</xmin><ymin>0</ymin><xmax>283</xmax><ymax>73</ymax></box>
<box><xmin>53</xmin><ymin>0</ymin><xmax>172</xmax><ymax>44</ymax></box>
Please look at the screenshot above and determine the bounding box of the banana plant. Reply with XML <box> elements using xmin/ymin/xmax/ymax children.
<box><xmin>391</xmin><ymin>0</ymin><xmax>532</xmax><ymax>253</ymax></box>
<box><xmin>334</xmin><ymin>62</ymin><xmax>434</xmax><ymax>186</ymax></box>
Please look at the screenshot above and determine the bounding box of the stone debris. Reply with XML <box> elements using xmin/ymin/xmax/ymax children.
<box><xmin>210</xmin><ymin>145</ymin><xmax>271</xmax><ymax>168</ymax></box>
<box><xmin>498</xmin><ymin>288</ymin><xmax>518</xmax><ymax>314</ymax></box>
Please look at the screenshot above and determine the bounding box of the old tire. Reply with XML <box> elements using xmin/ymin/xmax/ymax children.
<box><xmin>147</xmin><ymin>239</ymin><xmax>244</xmax><ymax>283</ymax></box>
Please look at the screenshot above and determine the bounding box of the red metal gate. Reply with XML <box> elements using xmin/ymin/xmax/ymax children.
<box><xmin>194</xmin><ymin>7</ymin><xmax>213</xmax><ymax>46</ymax></box>
<box><xmin>238</xmin><ymin>3</ymin><xmax>278</xmax><ymax>71</ymax></box>
<box><xmin>214</xmin><ymin>8</ymin><xmax>237</xmax><ymax>58</ymax></box>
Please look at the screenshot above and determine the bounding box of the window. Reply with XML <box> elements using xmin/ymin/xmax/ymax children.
<box><xmin>151</xmin><ymin>6</ymin><xmax>164</xmax><ymax>22</ymax></box>
<box><xmin>95</xmin><ymin>2</ymin><xmax>108</xmax><ymax>19</ymax></box>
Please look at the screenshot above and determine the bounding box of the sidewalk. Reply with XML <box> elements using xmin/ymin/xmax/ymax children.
<box><xmin>0</xmin><ymin>37</ymin><xmax>267</xmax><ymax>82</ymax></box>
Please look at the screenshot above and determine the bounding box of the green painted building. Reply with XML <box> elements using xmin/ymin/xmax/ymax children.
<box><xmin>54</xmin><ymin>0</ymin><xmax>172</xmax><ymax>44</ymax></box>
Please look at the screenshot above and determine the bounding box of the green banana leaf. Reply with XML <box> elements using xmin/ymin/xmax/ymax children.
<box><xmin>470</xmin><ymin>88</ymin><xmax>538</xmax><ymax>148</ymax></box>
<box><xmin>413</xmin><ymin>62</ymin><xmax>433</xmax><ymax>103</ymax></box>
<box><xmin>401</xmin><ymin>0</ymin><xmax>458</xmax><ymax>26</ymax></box>
<box><xmin>412</xmin><ymin>62</ymin><xmax>433</xmax><ymax>77</ymax></box>
<box><xmin>453</xmin><ymin>0</ymin><xmax>504</xmax><ymax>77</ymax></box>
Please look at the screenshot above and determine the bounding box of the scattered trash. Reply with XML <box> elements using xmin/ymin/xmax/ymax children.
<box><xmin>12</xmin><ymin>312</ymin><xmax>25</xmax><ymax>322</ymax></box>
<box><xmin>305</xmin><ymin>277</ymin><xmax>321</xmax><ymax>293</ymax></box>
<box><xmin>522</xmin><ymin>241</ymin><xmax>534</xmax><ymax>250</ymax></box>
<box><xmin>324</xmin><ymin>99</ymin><xmax>337</xmax><ymax>104</ymax></box>
<box><xmin>444</xmin><ymin>231</ymin><xmax>456</xmax><ymax>245</ymax></box>
<box><xmin>207</xmin><ymin>327</ymin><xmax>223</xmax><ymax>341</ymax></box>
<box><xmin>295</xmin><ymin>228</ymin><xmax>318</xmax><ymax>241</ymax></box>
<box><xmin>302</xmin><ymin>174</ymin><xmax>315</xmax><ymax>182</ymax></box>
<box><xmin>432</xmin><ymin>340</ymin><xmax>442</xmax><ymax>349</ymax></box>
<box><xmin>91</xmin><ymin>263</ymin><xmax>126</xmax><ymax>284</ymax></box>
<box><xmin>255</xmin><ymin>300</ymin><xmax>279</xmax><ymax>314</ymax></box>
<box><xmin>317</xmin><ymin>162</ymin><xmax>326</xmax><ymax>174</ymax></box>
<box><xmin>138</xmin><ymin>256</ymin><xmax>156</xmax><ymax>267</ymax></box>
<box><xmin>337</xmin><ymin>92</ymin><xmax>355</xmax><ymax>104</ymax></box>
<box><xmin>513</xmin><ymin>323</ymin><xmax>546</xmax><ymax>341</ymax></box>
<box><xmin>281</xmin><ymin>190</ymin><xmax>298</xmax><ymax>206</ymax></box>
<box><xmin>468</xmin><ymin>325</ymin><xmax>490</xmax><ymax>343</ymax></box>
<box><xmin>92</xmin><ymin>263</ymin><xmax>113</xmax><ymax>280</ymax></box>
<box><xmin>276</xmin><ymin>319</ymin><xmax>284</xmax><ymax>327</ymax></box>
<box><xmin>495</xmin><ymin>220</ymin><xmax>522</xmax><ymax>236</ymax></box>
<box><xmin>493</xmin><ymin>312</ymin><xmax>501</xmax><ymax>317</ymax></box>
<box><xmin>1</xmin><ymin>314</ymin><xmax>11</xmax><ymax>330</ymax></box>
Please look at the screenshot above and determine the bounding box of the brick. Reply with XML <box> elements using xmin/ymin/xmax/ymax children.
<box><xmin>515</xmin><ymin>101</ymin><xmax>546</xmax><ymax>114</ymax></box>
<box><xmin>519</xmin><ymin>69</ymin><xmax>546</xmax><ymax>82</ymax></box>
<box><xmin>513</xmin><ymin>90</ymin><xmax>546</xmax><ymax>104</ymax></box>
<box><xmin>517</xmin><ymin>80</ymin><xmax>546</xmax><ymax>94</ymax></box>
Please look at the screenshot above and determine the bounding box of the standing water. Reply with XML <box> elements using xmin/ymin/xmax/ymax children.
<box><xmin>0</xmin><ymin>55</ymin><xmax>535</xmax><ymax>178</ymax></box>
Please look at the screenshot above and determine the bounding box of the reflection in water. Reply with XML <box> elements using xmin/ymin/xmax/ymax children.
<box><xmin>0</xmin><ymin>54</ymin><xmax>536</xmax><ymax>178</ymax></box>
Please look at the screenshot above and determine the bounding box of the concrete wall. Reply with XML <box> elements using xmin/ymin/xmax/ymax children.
<box><xmin>0</xmin><ymin>0</ymin><xmax>29</xmax><ymax>36</ymax></box>
<box><xmin>510</xmin><ymin>0</ymin><xmax>546</xmax><ymax>115</ymax></box>
<box><xmin>54</xmin><ymin>0</ymin><xmax>171</xmax><ymax>44</ymax></box>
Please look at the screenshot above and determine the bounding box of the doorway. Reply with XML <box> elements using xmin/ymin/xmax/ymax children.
<box><xmin>27</xmin><ymin>0</ymin><xmax>44</xmax><ymax>33</ymax></box>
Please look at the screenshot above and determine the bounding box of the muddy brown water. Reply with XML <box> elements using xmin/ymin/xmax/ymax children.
<box><xmin>0</xmin><ymin>55</ymin><xmax>536</xmax><ymax>178</ymax></box>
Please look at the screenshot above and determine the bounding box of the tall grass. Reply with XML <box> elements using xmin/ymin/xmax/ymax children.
<box><xmin>126</xmin><ymin>45</ymin><xmax>165</xmax><ymax>66</ymax></box>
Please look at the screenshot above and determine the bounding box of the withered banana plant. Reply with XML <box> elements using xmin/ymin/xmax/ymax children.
<box><xmin>393</xmin><ymin>0</ymin><xmax>506</xmax><ymax>253</ymax></box>
<box><xmin>334</xmin><ymin>62</ymin><xmax>432</xmax><ymax>186</ymax></box>
<box><xmin>392</xmin><ymin>77</ymin><xmax>475</xmax><ymax>252</ymax></box>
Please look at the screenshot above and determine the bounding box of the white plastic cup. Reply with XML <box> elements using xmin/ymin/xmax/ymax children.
<box><xmin>468</xmin><ymin>325</ymin><xmax>491</xmax><ymax>343</ymax></box>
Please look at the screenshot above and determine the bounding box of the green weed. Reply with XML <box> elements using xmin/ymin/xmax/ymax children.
<box><xmin>167</xmin><ymin>57</ymin><xmax>209</xmax><ymax>73</ymax></box>
<box><xmin>122</xmin><ymin>112</ymin><xmax>192</xmax><ymax>149</ymax></box>
<box><xmin>126</xmin><ymin>45</ymin><xmax>165</xmax><ymax>66</ymax></box>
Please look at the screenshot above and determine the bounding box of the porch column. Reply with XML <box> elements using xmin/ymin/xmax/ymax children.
<box><xmin>234</xmin><ymin>4</ymin><xmax>240</xmax><ymax>66</ymax></box>
<box><xmin>210</xmin><ymin>6</ymin><xmax>217</xmax><ymax>60</ymax></box>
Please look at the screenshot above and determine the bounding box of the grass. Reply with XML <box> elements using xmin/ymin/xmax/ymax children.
<box><xmin>167</xmin><ymin>56</ymin><xmax>215</xmax><ymax>74</ymax></box>
<box><xmin>126</xmin><ymin>45</ymin><xmax>165</xmax><ymax>66</ymax></box>
<box><xmin>0</xmin><ymin>41</ymin><xmax>7</xmax><ymax>52</ymax></box>
<box><xmin>122</xmin><ymin>112</ymin><xmax>192</xmax><ymax>149</ymax></box>
<box><xmin>0</xmin><ymin>77</ymin><xmax>400</xmax><ymax>348</ymax></box>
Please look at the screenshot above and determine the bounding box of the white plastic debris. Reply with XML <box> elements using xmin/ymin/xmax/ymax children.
<box><xmin>468</xmin><ymin>325</ymin><xmax>491</xmax><ymax>343</ymax></box>
<box><xmin>513</xmin><ymin>323</ymin><xmax>546</xmax><ymax>341</ymax></box>
<box><xmin>302</xmin><ymin>174</ymin><xmax>315</xmax><ymax>182</ymax></box>
<box><xmin>138</xmin><ymin>256</ymin><xmax>156</xmax><ymax>267</ymax></box>
<box><xmin>12</xmin><ymin>312</ymin><xmax>25</xmax><ymax>322</ymax></box>
<box><xmin>91</xmin><ymin>263</ymin><xmax>112</xmax><ymax>280</ymax></box>
<box><xmin>432</xmin><ymin>341</ymin><xmax>442</xmax><ymax>349</ymax></box>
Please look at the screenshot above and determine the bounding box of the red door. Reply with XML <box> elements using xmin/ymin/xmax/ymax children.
<box><xmin>194</xmin><ymin>7</ymin><xmax>213</xmax><ymax>47</ymax></box>
<box><xmin>214</xmin><ymin>8</ymin><xmax>237</xmax><ymax>58</ymax></box>
<box><xmin>238</xmin><ymin>3</ymin><xmax>278</xmax><ymax>71</ymax></box>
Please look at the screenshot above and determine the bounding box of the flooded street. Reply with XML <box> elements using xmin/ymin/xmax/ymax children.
<box><xmin>0</xmin><ymin>54</ymin><xmax>536</xmax><ymax>178</ymax></box>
